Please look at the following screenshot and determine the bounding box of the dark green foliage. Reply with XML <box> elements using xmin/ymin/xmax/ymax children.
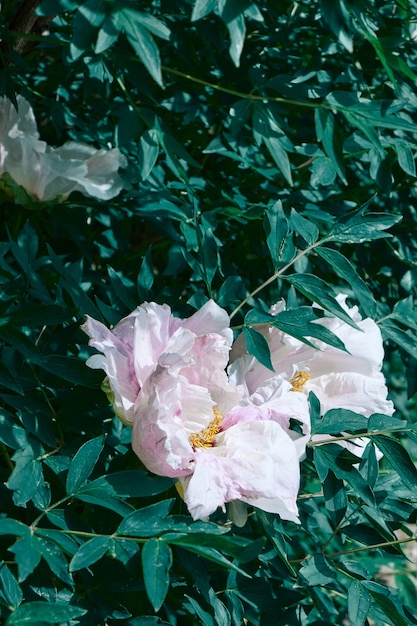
<box><xmin>1</xmin><ymin>0</ymin><xmax>417</xmax><ymax>624</ymax></box>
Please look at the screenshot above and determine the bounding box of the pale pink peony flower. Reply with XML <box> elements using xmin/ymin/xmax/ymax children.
<box><xmin>0</xmin><ymin>95</ymin><xmax>126</xmax><ymax>201</ymax></box>
<box><xmin>83</xmin><ymin>300</ymin><xmax>310</xmax><ymax>523</ymax></box>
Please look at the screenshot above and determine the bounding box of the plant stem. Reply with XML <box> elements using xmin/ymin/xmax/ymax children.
<box><xmin>289</xmin><ymin>533</ymin><xmax>417</xmax><ymax>563</ymax></box>
<box><xmin>307</xmin><ymin>427</ymin><xmax>414</xmax><ymax>446</ymax></box>
<box><xmin>230</xmin><ymin>240</ymin><xmax>321</xmax><ymax>319</ymax></box>
<box><xmin>162</xmin><ymin>66</ymin><xmax>324</xmax><ymax>110</ymax></box>
<box><xmin>325</xmin><ymin>534</ymin><xmax>417</xmax><ymax>558</ymax></box>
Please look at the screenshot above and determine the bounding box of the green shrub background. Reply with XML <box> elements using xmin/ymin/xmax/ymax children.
<box><xmin>1</xmin><ymin>1</ymin><xmax>417</xmax><ymax>624</ymax></box>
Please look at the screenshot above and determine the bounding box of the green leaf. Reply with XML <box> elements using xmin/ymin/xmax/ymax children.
<box><xmin>70</xmin><ymin>535</ymin><xmax>112</xmax><ymax>572</ymax></box>
<box><xmin>6</xmin><ymin>444</ymin><xmax>47</xmax><ymax>508</ymax></box>
<box><xmin>142</xmin><ymin>539</ymin><xmax>173</xmax><ymax>612</ymax></box>
<box><xmin>264</xmin><ymin>200</ymin><xmax>291</xmax><ymax>269</ymax></box>
<box><xmin>99</xmin><ymin>470</ymin><xmax>174</xmax><ymax>498</ymax></box>
<box><xmin>185</xmin><ymin>595</ymin><xmax>215</xmax><ymax>626</ymax></box>
<box><xmin>200</xmin><ymin>222</ymin><xmax>220</xmax><ymax>288</ymax></box>
<box><xmin>371</xmin><ymin>435</ymin><xmax>417</xmax><ymax>491</ymax></box>
<box><xmin>315</xmin><ymin>108</ymin><xmax>347</xmax><ymax>183</ymax></box>
<box><xmin>245</xmin><ymin>306</ymin><xmax>346</xmax><ymax>351</ymax></box>
<box><xmin>75</xmin><ymin>488</ymin><xmax>134</xmax><ymax>516</ymax></box>
<box><xmin>0</xmin><ymin>563</ymin><xmax>23</xmax><ymax>609</ymax></box>
<box><xmin>136</xmin><ymin>246</ymin><xmax>154</xmax><ymax>301</ymax></box>
<box><xmin>367</xmin><ymin>413</ymin><xmax>407</xmax><ymax>433</ymax></box>
<box><xmin>116</xmin><ymin>500</ymin><xmax>175</xmax><ymax>537</ymax></box>
<box><xmin>178</xmin><ymin>543</ymin><xmax>250</xmax><ymax>577</ymax></box>
<box><xmin>312</xmin><ymin>409</ymin><xmax>368</xmax><ymax>436</ymax></box>
<box><xmin>46</xmin><ymin>244</ymin><xmax>101</xmax><ymax>318</ymax></box>
<box><xmin>38</xmin><ymin>537</ymin><xmax>72</xmax><ymax>585</ymax></box>
<box><xmin>34</xmin><ymin>355</ymin><xmax>103</xmax><ymax>387</ymax></box>
<box><xmin>348</xmin><ymin>581</ymin><xmax>371</xmax><ymax>626</ymax></box>
<box><xmin>299</xmin><ymin>554</ymin><xmax>337</xmax><ymax>586</ymax></box>
<box><xmin>314</xmin><ymin>444</ymin><xmax>375</xmax><ymax>506</ymax></box>
<box><xmin>66</xmin><ymin>435</ymin><xmax>105</xmax><ymax>495</ymax></box>
<box><xmin>0</xmin><ymin>305</ymin><xmax>71</xmax><ymax>328</ymax></box>
<box><xmin>95</xmin><ymin>14</ymin><xmax>121</xmax><ymax>53</ymax></box>
<box><xmin>319</xmin><ymin>0</ymin><xmax>353</xmax><ymax>52</ymax></box>
<box><xmin>380</xmin><ymin>319</ymin><xmax>417</xmax><ymax>360</ymax></box>
<box><xmin>168</xmin><ymin>532</ymin><xmax>250</xmax><ymax>559</ymax></box>
<box><xmin>191</xmin><ymin>0</ymin><xmax>217</xmax><ymax>21</ymax></box>
<box><xmin>396</xmin><ymin>143</ymin><xmax>416</xmax><ymax>177</ymax></box>
<box><xmin>107</xmin><ymin>266</ymin><xmax>137</xmax><ymax>310</ymax></box>
<box><xmin>364</xmin><ymin>582</ymin><xmax>411</xmax><ymax>626</ymax></box>
<box><xmin>289</xmin><ymin>209</ymin><xmax>319</xmax><ymax>245</ymax></box>
<box><xmin>9</xmin><ymin>535</ymin><xmax>43</xmax><ymax>582</ymax></box>
<box><xmin>0</xmin><ymin>519</ymin><xmax>30</xmax><ymax>537</ymax></box>
<box><xmin>325</xmin><ymin>212</ymin><xmax>401</xmax><ymax>244</ymax></box>
<box><xmin>316</xmin><ymin>247</ymin><xmax>376</xmax><ymax>317</ymax></box>
<box><xmin>138</xmin><ymin>130</ymin><xmax>159</xmax><ymax>180</ymax></box>
<box><xmin>242</xmin><ymin>326</ymin><xmax>274</xmax><ymax>371</ymax></box>
<box><xmin>6</xmin><ymin>601</ymin><xmax>86</xmax><ymax>625</ymax></box>
<box><xmin>0</xmin><ymin>327</ymin><xmax>41</xmax><ymax>361</ymax></box>
<box><xmin>218</xmin><ymin>0</ymin><xmax>248</xmax><ymax>67</ymax></box>
<box><xmin>310</xmin><ymin>154</ymin><xmax>337</xmax><ymax>187</ymax></box>
<box><xmin>264</xmin><ymin>136</ymin><xmax>293</xmax><ymax>185</ymax></box>
<box><xmin>70</xmin><ymin>0</ymin><xmax>107</xmax><ymax>59</ymax></box>
<box><xmin>283</xmin><ymin>274</ymin><xmax>359</xmax><ymax>328</ymax></box>
<box><xmin>120</xmin><ymin>13</ymin><xmax>164</xmax><ymax>86</ymax></box>
<box><xmin>323</xmin><ymin>471</ymin><xmax>347</xmax><ymax>526</ymax></box>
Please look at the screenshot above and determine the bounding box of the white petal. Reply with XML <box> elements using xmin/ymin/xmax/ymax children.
<box><xmin>182</xmin><ymin>420</ymin><xmax>301</xmax><ymax>521</ymax></box>
<box><xmin>82</xmin><ymin>316</ymin><xmax>139</xmax><ymax>423</ymax></box>
<box><xmin>306</xmin><ymin>371</ymin><xmax>394</xmax><ymax>417</ymax></box>
<box><xmin>183</xmin><ymin>300</ymin><xmax>233</xmax><ymax>346</ymax></box>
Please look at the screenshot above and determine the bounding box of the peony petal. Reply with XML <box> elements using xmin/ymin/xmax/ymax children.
<box><xmin>51</xmin><ymin>141</ymin><xmax>127</xmax><ymax>200</ymax></box>
<box><xmin>0</xmin><ymin>96</ymin><xmax>126</xmax><ymax>201</ymax></box>
<box><xmin>83</xmin><ymin>315</ymin><xmax>139</xmax><ymax>423</ymax></box>
<box><xmin>181</xmin><ymin>420</ymin><xmax>301</xmax><ymax>521</ymax></box>
<box><xmin>183</xmin><ymin>300</ymin><xmax>233</xmax><ymax>346</ymax></box>
<box><xmin>306</xmin><ymin>371</ymin><xmax>394</xmax><ymax>417</ymax></box>
<box><xmin>132</xmin><ymin>368</ymin><xmax>214</xmax><ymax>477</ymax></box>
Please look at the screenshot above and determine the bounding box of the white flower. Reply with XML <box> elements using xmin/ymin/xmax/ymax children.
<box><xmin>0</xmin><ymin>95</ymin><xmax>126</xmax><ymax>201</ymax></box>
<box><xmin>230</xmin><ymin>294</ymin><xmax>394</xmax><ymax>457</ymax></box>
<box><xmin>231</xmin><ymin>294</ymin><xmax>394</xmax><ymax>418</ymax></box>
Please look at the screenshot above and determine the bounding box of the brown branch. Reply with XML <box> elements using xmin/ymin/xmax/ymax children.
<box><xmin>6</xmin><ymin>0</ymin><xmax>54</xmax><ymax>55</ymax></box>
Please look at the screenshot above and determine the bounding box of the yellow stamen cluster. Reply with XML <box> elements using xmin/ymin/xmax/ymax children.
<box><xmin>189</xmin><ymin>407</ymin><xmax>223</xmax><ymax>449</ymax></box>
<box><xmin>290</xmin><ymin>370</ymin><xmax>311</xmax><ymax>392</ymax></box>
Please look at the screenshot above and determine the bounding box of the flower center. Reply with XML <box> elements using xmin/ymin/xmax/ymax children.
<box><xmin>290</xmin><ymin>370</ymin><xmax>311</xmax><ymax>392</ymax></box>
<box><xmin>189</xmin><ymin>407</ymin><xmax>223</xmax><ymax>449</ymax></box>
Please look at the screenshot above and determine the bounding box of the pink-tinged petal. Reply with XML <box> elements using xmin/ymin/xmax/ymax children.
<box><xmin>132</xmin><ymin>303</ymin><xmax>191</xmax><ymax>386</ymax></box>
<box><xmin>83</xmin><ymin>316</ymin><xmax>139</xmax><ymax>423</ymax></box>
<box><xmin>181</xmin><ymin>421</ymin><xmax>301</xmax><ymax>521</ymax></box>
<box><xmin>132</xmin><ymin>368</ymin><xmax>214</xmax><ymax>477</ymax></box>
<box><xmin>223</xmin><ymin>373</ymin><xmax>310</xmax><ymax>438</ymax></box>
<box><xmin>306</xmin><ymin>371</ymin><xmax>394</xmax><ymax>417</ymax></box>
<box><xmin>183</xmin><ymin>300</ymin><xmax>233</xmax><ymax>346</ymax></box>
<box><xmin>179</xmin><ymin>334</ymin><xmax>233</xmax><ymax>393</ymax></box>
